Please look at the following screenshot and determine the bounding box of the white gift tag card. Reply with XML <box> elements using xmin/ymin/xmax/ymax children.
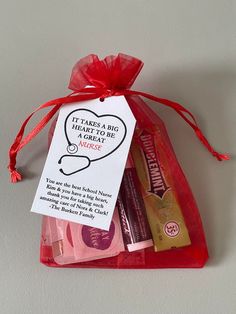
<box><xmin>31</xmin><ymin>96</ymin><xmax>136</xmax><ymax>230</ymax></box>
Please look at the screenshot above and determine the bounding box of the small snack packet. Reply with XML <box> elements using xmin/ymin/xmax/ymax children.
<box><xmin>69</xmin><ymin>209</ymin><xmax>124</xmax><ymax>263</ymax></box>
<box><xmin>48</xmin><ymin>208</ymin><xmax>124</xmax><ymax>265</ymax></box>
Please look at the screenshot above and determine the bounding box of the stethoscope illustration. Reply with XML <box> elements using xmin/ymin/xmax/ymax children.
<box><xmin>58</xmin><ymin>108</ymin><xmax>127</xmax><ymax>176</ymax></box>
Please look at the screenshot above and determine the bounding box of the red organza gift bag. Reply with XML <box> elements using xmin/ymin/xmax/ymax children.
<box><xmin>9</xmin><ymin>54</ymin><xmax>229</xmax><ymax>268</ymax></box>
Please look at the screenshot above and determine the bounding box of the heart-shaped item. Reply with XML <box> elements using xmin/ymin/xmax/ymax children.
<box><xmin>64</xmin><ymin>109</ymin><xmax>127</xmax><ymax>163</ymax></box>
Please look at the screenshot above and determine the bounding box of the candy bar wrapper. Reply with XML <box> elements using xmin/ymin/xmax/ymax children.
<box><xmin>130</xmin><ymin>128</ymin><xmax>191</xmax><ymax>252</ymax></box>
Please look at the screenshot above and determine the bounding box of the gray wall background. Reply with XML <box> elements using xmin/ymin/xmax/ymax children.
<box><xmin>0</xmin><ymin>1</ymin><xmax>236</xmax><ymax>313</ymax></box>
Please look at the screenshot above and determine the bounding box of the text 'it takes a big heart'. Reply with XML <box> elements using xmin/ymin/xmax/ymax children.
<box><xmin>58</xmin><ymin>109</ymin><xmax>127</xmax><ymax>176</ymax></box>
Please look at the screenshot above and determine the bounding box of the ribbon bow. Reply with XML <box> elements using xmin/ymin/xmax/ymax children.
<box><xmin>8</xmin><ymin>53</ymin><xmax>229</xmax><ymax>183</ymax></box>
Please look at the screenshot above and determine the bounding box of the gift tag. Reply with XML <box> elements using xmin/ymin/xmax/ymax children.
<box><xmin>31</xmin><ymin>96</ymin><xmax>136</xmax><ymax>230</ymax></box>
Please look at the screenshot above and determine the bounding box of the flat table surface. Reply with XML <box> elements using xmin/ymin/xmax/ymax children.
<box><xmin>0</xmin><ymin>1</ymin><xmax>236</xmax><ymax>313</ymax></box>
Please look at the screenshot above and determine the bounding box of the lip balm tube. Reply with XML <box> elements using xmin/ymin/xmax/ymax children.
<box><xmin>130</xmin><ymin>128</ymin><xmax>191</xmax><ymax>252</ymax></box>
<box><xmin>48</xmin><ymin>208</ymin><xmax>124</xmax><ymax>265</ymax></box>
<box><xmin>117</xmin><ymin>154</ymin><xmax>153</xmax><ymax>252</ymax></box>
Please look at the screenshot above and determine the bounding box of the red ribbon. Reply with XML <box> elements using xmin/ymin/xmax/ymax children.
<box><xmin>8</xmin><ymin>54</ymin><xmax>229</xmax><ymax>183</ymax></box>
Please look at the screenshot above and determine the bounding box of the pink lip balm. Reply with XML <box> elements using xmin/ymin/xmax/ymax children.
<box><xmin>117</xmin><ymin>154</ymin><xmax>153</xmax><ymax>252</ymax></box>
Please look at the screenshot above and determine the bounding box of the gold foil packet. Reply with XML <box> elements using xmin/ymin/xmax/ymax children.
<box><xmin>131</xmin><ymin>127</ymin><xmax>191</xmax><ymax>252</ymax></box>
